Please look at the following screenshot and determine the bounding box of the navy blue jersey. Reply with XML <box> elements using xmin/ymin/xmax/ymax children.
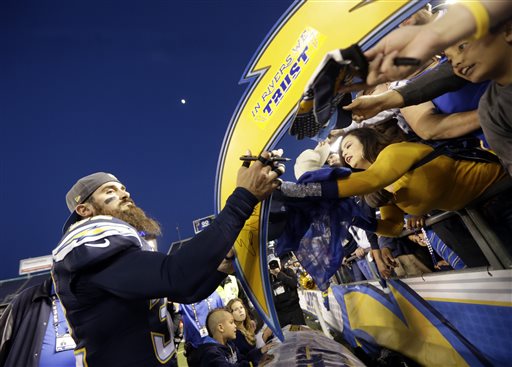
<box><xmin>52</xmin><ymin>187</ymin><xmax>258</xmax><ymax>367</ymax></box>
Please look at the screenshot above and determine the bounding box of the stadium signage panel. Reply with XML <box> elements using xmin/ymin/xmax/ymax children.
<box><xmin>192</xmin><ymin>214</ymin><xmax>216</xmax><ymax>234</ymax></box>
<box><xmin>215</xmin><ymin>0</ymin><xmax>428</xmax><ymax>341</ymax></box>
<box><xmin>19</xmin><ymin>255</ymin><xmax>53</xmax><ymax>275</ymax></box>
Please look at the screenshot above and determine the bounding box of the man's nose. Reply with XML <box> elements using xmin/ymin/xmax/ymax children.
<box><xmin>451</xmin><ymin>55</ymin><xmax>461</xmax><ymax>67</ymax></box>
<box><xmin>120</xmin><ymin>190</ymin><xmax>130</xmax><ymax>199</ymax></box>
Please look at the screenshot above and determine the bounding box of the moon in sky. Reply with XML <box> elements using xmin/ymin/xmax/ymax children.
<box><xmin>181</xmin><ymin>99</ymin><xmax>186</xmax><ymax>104</ymax></box>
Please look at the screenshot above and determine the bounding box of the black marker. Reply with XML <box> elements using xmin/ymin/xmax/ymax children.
<box><xmin>239</xmin><ymin>155</ymin><xmax>290</xmax><ymax>162</ymax></box>
<box><xmin>393</xmin><ymin>57</ymin><xmax>421</xmax><ymax>66</ymax></box>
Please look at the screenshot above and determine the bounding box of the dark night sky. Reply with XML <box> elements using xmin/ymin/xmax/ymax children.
<box><xmin>0</xmin><ymin>0</ymin><xmax>298</xmax><ymax>280</ymax></box>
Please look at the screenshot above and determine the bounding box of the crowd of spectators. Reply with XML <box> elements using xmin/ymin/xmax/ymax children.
<box><xmin>280</xmin><ymin>2</ymin><xmax>512</xmax><ymax>285</ymax></box>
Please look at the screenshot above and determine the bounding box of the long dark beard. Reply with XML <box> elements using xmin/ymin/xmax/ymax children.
<box><xmin>91</xmin><ymin>200</ymin><xmax>162</xmax><ymax>237</ymax></box>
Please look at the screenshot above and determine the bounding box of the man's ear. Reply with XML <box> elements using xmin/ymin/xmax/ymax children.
<box><xmin>75</xmin><ymin>203</ymin><xmax>94</xmax><ymax>218</ymax></box>
<box><xmin>217</xmin><ymin>323</ymin><xmax>224</xmax><ymax>334</ymax></box>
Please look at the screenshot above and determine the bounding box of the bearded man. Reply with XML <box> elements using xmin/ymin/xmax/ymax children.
<box><xmin>52</xmin><ymin>157</ymin><xmax>281</xmax><ymax>367</ymax></box>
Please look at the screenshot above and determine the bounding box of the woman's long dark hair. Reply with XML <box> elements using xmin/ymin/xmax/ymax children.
<box><xmin>339</xmin><ymin>127</ymin><xmax>396</xmax><ymax>167</ymax></box>
<box><xmin>339</xmin><ymin>126</ymin><xmax>402</xmax><ymax>208</ymax></box>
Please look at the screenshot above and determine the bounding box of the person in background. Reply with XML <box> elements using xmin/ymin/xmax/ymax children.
<box><xmin>443</xmin><ymin>22</ymin><xmax>512</xmax><ymax>175</ymax></box>
<box><xmin>280</xmin><ymin>127</ymin><xmax>509</xmax><ymax>273</ymax></box>
<box><xmin>0</xmin><ymin>276</ymin><xmax>75</xmax><ymax>367</ymax></box>
<box><xmin>352</xmin><ymin>4</ymin><xmax>512</xmax><ymax>176</ymax></box>
<box><xmin>288</xmin><ymin>259</ymin><xmax>305</xmax><ymax>278</ymax></box>
<box><xmin>408</xmin><ymin>229</ymin><xmax>466</xmax><ymax>271</ymax></box>
<box><xmin>327</xmin><ymin>152</ymin><xmax>342</xmax><ymax>167</ymax></box>
<box><xmin>294</xmin><ymin>140</ymin><xmax>331</xmax><ymax>181</ymax></box>
<box><xmin>285</xmin><ymin>127</ymin><xmax>506</xmax><ymax>236</ymax></box>
<box><xmin>226</xmin><ymin>298</ymin><xmax>273</xmax><ymax>365</ymax></box>
<box><xmin>194</xmin><ymin>309</ymin><xmax>250</xmax><ymax>367</ymax></box>
<box><xmin>217</xmin><ymin>275</ymin><xmax>239</xmax><ymax>305</ymax></box>
<box><xmin>363</xmin><ymin>2</ymin><xmax>512</xmax><ymax>85</ymax></box>
<box><xmin>52</xmin><ymin>152</ymin><xmax>283</xmax><ymax>367</ymax></box>
<box><xmin>268</xmin><ymin>259</ymin><xmax>306</xmax><ymax>327</ymax></box>
<box><xmin>378</xmin><ymin>236</ymin><xmax>433</xmax><ymax>278</ymax></box>
<box><xmin>343</xmin><ymin>226</ymin><xmax>377</xmax><ymax>281</ymax></box>
<box><xmin>167</xmin><ymin>301</ymin><xmax>183</xmax><ymax>351</ymax></box>
<box><xmin>180</xmin><ymin>291</ymin><xmax>224</xmax><ymax>366</ymax></box>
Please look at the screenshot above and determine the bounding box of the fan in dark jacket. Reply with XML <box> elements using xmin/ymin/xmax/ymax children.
<box><xmin>0</xmin><ymin>276</ymin><xmax>75</xmax><ymax>367</ymax></box>
<box><xmin>269</xmin><ymin>259</ymin><xmax>306</xmax><ymax>327</ymax></box>
<box><xmin>193</xmin><ymin>309</ymin><xmax>251</xmax><ymax>367</ymax></box>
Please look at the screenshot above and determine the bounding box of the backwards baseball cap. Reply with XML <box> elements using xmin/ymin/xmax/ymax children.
<box><xmin>62</xmin><ymin>172</ymin><xmax>120</xmax><ymax>233</ymax></box>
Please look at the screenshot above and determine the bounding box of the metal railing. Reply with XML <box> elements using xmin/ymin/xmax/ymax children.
<box><xmin>397</xmin><ymin>176</ymin><xmax>512</xmax><ymax>270</ymax></box>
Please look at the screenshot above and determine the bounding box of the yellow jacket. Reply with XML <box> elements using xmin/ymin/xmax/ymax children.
<box><xmin>336</xmin><ymin>142</ymin><xmax>506</xmax><ymax>236</ymax></box>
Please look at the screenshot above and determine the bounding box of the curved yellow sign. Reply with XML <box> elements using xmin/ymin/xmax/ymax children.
<box><xmin>215</xmin><ymin>0</ymin><xmax>429</xmax><ymax>339</ymax></box>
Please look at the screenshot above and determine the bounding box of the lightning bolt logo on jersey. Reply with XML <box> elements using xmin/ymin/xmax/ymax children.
<box><xmin>52</xmin><ymin>216</ymin><xmax>176</xmax><ymax>366</ymax></box>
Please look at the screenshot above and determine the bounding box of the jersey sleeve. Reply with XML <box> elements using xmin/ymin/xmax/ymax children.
<box><xmin>52</xmin><ymin>215</ymin><xmax>142</xmax><ymax>273</ymax></box>
<box><xmin>63</xmin><ymin>188</ymin><xmax>258</xmax><ymax>303</ymax></box>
